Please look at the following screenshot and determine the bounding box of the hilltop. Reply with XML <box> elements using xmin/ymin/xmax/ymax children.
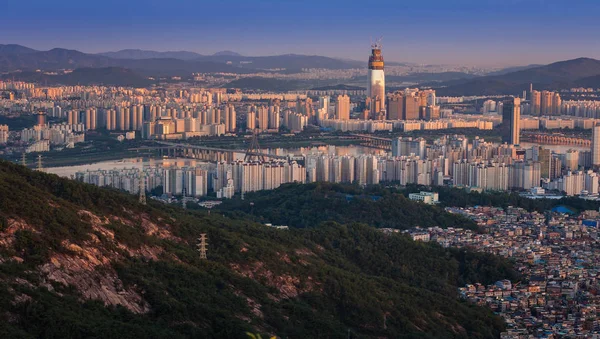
<box><xmin>0</xmin><ymin>161</ymin><xmax>516</xmax><ymax>338</ymax></box>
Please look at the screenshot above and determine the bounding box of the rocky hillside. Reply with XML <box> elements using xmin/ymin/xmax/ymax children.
<box><xmin>0</xmin><ymin>161</ymin><xmax>516</xmax><ymax>338</ymax></box>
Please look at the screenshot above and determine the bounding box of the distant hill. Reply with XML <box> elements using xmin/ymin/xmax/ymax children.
<box><xmin>435</xmin><ymin>58</ymin><xmax>600</xmax><ymax>96</ymax></box>
<box><xmin>0</xmin><ymin>48</ymin><xmax>115</xmax><ymax>71</ymax></box>
<box><xmin>0</xmin><ymin>67</ymin><xmax>154</xmax><ymax>87</ymax></box>
<box><xmin>574</xmin><ymin>74</ymin><xmax>600</xmax><ymax>88</ymax></box>
<box><xmin>0</xmin><ymin>163</ymin><xmax>515</xmax><ymax>338</ymax></box>
<box><xmin>98</xmin><ymin>49</ymin><xmax>204</xmax><ymax>60</ymax></box>
<box><xmin>212</xmin><ymin>50</ymin><xmax>243</xmax><ymax>57</ymax></box>
<box><xmin>0</xmin><ymin>44</ymin><xmax>38</xmax><ymax>55</ymax></box>
<box><xmin>485</xmin><ymin>64</ymin><xmax>542</xmax><ymax>76</ymax></box>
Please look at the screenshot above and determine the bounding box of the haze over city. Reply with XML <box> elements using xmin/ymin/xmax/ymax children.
<box><xmin>4</xmin><ymin>0</ymin><xmax>600</xmax><ymax>66</ymax></box>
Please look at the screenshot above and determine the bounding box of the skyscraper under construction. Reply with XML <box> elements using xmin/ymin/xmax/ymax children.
<box><xmin>367</xmin><ymin>39</ymin><xmax>385</xmax><ymax>116</ymax></box>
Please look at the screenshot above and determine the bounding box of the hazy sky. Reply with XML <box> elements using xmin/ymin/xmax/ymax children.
<box><xmin>3</xmin><ymin>0</ymin><xmax>600</xmax><ymax>67</ymax></box>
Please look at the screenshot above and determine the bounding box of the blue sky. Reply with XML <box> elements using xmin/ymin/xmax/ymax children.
<box><xmin>3</xmin><ymin>0</ymin><xmax>600</xmax><ymax>66</ymax></box>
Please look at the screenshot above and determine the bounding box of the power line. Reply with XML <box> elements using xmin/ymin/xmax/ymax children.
<box><xmin>244</xmin><ymin>129</ymin><xmax>265</xmax><ymax>162</ymax></box>
<box><xmin>139</xmin><ymin>169</ymin><xmax>146</xmax><ymax>205</ymax></box>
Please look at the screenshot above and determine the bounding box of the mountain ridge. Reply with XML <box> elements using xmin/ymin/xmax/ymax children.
<box><xmin>0</xmin><ymin>161</ymin><xmax>515</xmax><ymax>338</ymax></box>
<box><xmin>98</xmin><ymin>49</ymin><xmax>205</xmax><ymax>60</ymax></box>
<box><xmin>0</xmin><ymin>44</ymin><xmax>363</xmax><ymax>73</ymax></box>
<box><xmin>434</xmin><ymin>57</ymin><xmax>600</xmax><ymax>96</ymax></box>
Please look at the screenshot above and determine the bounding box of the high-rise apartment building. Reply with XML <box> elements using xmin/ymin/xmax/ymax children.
<box><xmin>502</xmin><ymin>98</ymin><xmax>520</xmax><ymax>145</ymax></box>
<box><xmin>247</xmin><ymin>111</ymin><xmax>256</xmax><ymax>131</ymax></box>
<box><xmin>387</xmin><ymin>92</ymin><xmax>403</xmax><ymax>120</ymax></box>
<box><xmin>531</xmin><ymin>90</ymin><xmax>541</xmax><ymax>115</ymax></box>
<box><xmin>224</xmin><ymin>104</ymin><xmax>236</xmax><ymax>133</ymax></box>
<box><xmin>335</xmin><ymin>95</ymin><xmax>350</xmax><ymax>120</ymax></box>
<box><xmin>592</xmin><ymin>125</ymin><xmax>600</xmax><ymax>167</ymax></box>
<box><xmin>541</xmin><ymin>91</ymin><xmax>553</xmax><ymax>115</ymax></box>
<box><xmin>318</xmin><ymin>96</ymin><xmax>330</xmax><ymax>115</ymax></box>
<box><xmin>67</xmin><ymin>110</ymin><xmax>79</xmax><ymax>125</ymax></box>
<box><xmin>403</xmin><ymin>95</ymin><xmax>420</xmax><ymax>120</ymax></box>
<box><xmin>257</xmin><ymin>106</ymin><xmax>269</xmax><ymax>131</ymax></box>
<box><xmin>552</xmin><ymin>92</ymin><xmax>562</xmax><ymax>115</ymax></box>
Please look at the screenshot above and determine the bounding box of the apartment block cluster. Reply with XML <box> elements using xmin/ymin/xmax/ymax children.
<box><xmin>75</xmin><ymin>159</ymin><xmax>306</xmax><ymax>199</ymax></box>
<box><xmin>404</xmin><ymin>205</ymin><xmax>600</xmax><ymax>338</ymax></box>
<box><xmin>72</xmin><ymin>130</ymin><xmax>600</xmax><ymax>199</ymax></box>
<box><xmin>0</xmin><ymin>81</ymin><xmax>312</xmax><ymax>140</ymax></box>
<box><xmin>318</xmin><ymin>88</ymin><xmax>460</xmax><ymax>133</ymax></box>
<box><xmin>20</xmin><ymin>122</ymin><xmax>85</xmax><ymax>153</ymax></box>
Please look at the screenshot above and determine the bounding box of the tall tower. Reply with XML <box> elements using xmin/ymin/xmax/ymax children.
<box><xmin>502</xmin><ymin>97</ymin><xmax>521</xmax><ymax>145</ymax></box>
<box><xmin>367</xmin><ymin>38</ymin><xmax>385</xmax><ymax>115</ymax></box>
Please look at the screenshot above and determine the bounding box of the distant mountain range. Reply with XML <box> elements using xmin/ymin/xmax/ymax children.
<box><xmin>434</xmin><ymin>58</ymin><xmax>600</xmax><ymax>96</ymax></box>
<box><xmin>98</xmin><ymin>49</ymin><xmax>362</xmax><ymax>69</ymax></box>
<box><xmin>98</xmin><ymin>49</ymin><xmax>206</xmax><ymax>60</ymax></box>
<box><xmin>0</xmin><ymin>45</ymin><xmax>364</xmax><ymax>76</ymax></box>
<box><xmin>98</xmin><ymin>49</ymin><xmax>244</xmax><ymax>60</ymax></box>
<box><xmin>0</xmin><ymin>46</ymin><xmax>257</xmax><ymax>76</ymax></box>
<box><xmin>2</xmin><ymin>44</ymin><xmax>599</xmax><ymax>92</ymax></box>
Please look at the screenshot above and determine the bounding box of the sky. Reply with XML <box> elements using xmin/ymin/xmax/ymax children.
<box><xmin>3</xmin><ymin>0</ymin><xmax>600</xmax><ymax>67</ymax></box>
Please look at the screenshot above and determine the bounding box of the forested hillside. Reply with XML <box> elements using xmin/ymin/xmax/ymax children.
<box><xmin>0</xmin><ymin>161</ymin><xmax>516</xmax><ymax>338</ymax></box>
<box><xmin>216</xmin><ymin>182</ymin><xmax>478</xmax><ymax>230</ymax></box>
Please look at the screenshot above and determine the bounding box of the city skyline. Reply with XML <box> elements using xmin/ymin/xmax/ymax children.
<box><xmin>4</xmin><ymin>0</ymin><xmax>600</xmax><ymax>67</ymax></box>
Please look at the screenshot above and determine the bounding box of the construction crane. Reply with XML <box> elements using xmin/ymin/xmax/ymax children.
<box><xmin>370</xmin><ymin>36</ymin><xmax>383</xmax><ymax>49</ymax></box>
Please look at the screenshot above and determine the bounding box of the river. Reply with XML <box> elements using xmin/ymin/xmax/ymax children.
<box><xmin>44</xmin><ymin>145</ymin><xmax>388</xmax><ymax>178</ymax></box>
<box><xmin>45</xmin><ymin>142</ymin><xmax>584</xmax><ymax>178</ymax></box>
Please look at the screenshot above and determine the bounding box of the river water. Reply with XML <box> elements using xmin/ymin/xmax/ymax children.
<box><xmin>519</xmin><ymin>142</ymin><xmax>589</xmax><ymax>153</ymax></box>
<box><xmin>45</xmin><ymin>142</ymin><xmax>587</xmax><ymax>178</ymax></box>
<box><xmin>44</xmin><ymin>145</ymin><xmax>387</xmax><ymax>178</ymax></box>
